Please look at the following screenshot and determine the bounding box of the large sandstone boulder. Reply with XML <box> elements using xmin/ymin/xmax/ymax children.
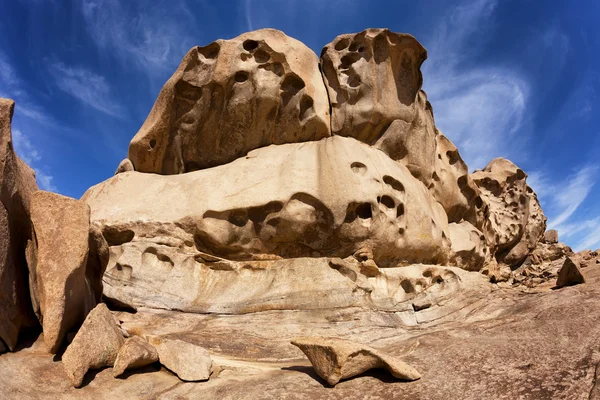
<box><xmin>291</xmin><ymin>336</ymin><xmax>421</xmax><ymax>386</ymax></box>
<box><xmin>0</xmin><ymin>98</ymin><xmax>39</xmax><ymax>351</ymax></box>
<box><xmin>471</xmin><ymin>158</ymin><xmax>546</xmax><ymax>269</ymax></box>
<box><xmin>321</xmin><ymin>30</ymin><xmax>481</xmax><ymax>230</ymax></box>
<box><xmin>29</xmin><ymin>191</ymin><xmax>108</xmax><ymax>353</ymax></box>
<box><xmin>62</xmin><ymin>303</ymin><xmax>125</xmax><ymax>387</ymax></box>
<box><xmin>128</xmin><ymin>28</ymin><xmax>330</xmax><ymax>174</ymax></box>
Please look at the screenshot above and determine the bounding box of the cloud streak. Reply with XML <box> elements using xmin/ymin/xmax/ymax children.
<box><xmin>12</xmin><ymin>129</ymin><xmax>57</xmax><ymax>192</ymax></box>
<box><xmin>48</xmin><ymin>61</ymin><xmax>122</xmax><ymax>117</ymax></box>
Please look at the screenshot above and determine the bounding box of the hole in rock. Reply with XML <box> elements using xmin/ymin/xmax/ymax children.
<box><xmin>446</xmin><ymin>150</ymin><xmax>459</xmax><ymax>165</ymax></box>
<box><xmin>334</xmin><ymin>39</ymin><xmax>350</xmax><ymax>51</ymax></box>
<box><xmin>351</xmin><ymin>162</ymin><xmax>367</xmax><ymax>175</ymax></box>
<box><xmin>349</xmin><ymin>42</ymin><xmax>359</xmax><ymax>52</ymax></box>
<box><xmin>299</xmin><ymin>95</ymin><xmax>313</xmax><ymax>120</ymax></box>
<box><xmin>254</xmin><ymin>49</ymin><xmax>270</xmax><ymax>63</ymax></box>
<box><xmin>340</xmin><ymin>53</ymin><xmax>360</xmax><ymax>69</ymax></box>
<box><xmin>383</xmin><ymin>175</ymin><xmax>405</xmax><ymax>192</ymax></box>
<box><xmin>380</xmin><ymin>195</ymin><xmax>395</xmax><ymax>209</ymax></box>
<box><xmin>272</xmin><ymin>62</ymin><xmax>284</xmax><ymax>76</ymax></box>
<box><xmin>198</xmin><ymin>42</ymin><xmax>220</xmax><ymax>59</ymax></box>
<box><xmin>401</xmin><ymin>280</ymin><xmax>414</xmax><ymax>293</ymax></box>
<box><xmin>396</xmin><ymin>204</ymin><xmax>405</xmax><ymax>218</ymax></box>
<box><xmin>398</xmin><ymin>227</ymin><xmax>405</xmax><ymax>234</ymax></box>
<box><xmin>457</xmin><ymin>176</ymin><xmax>467</xmax><ymax>188</ymax></box>
<box><xmin>243</xmin><ymin>40</ymin><xmax>259</xmax><ymax>52</ymax></box>
<box><xmin>356</xmin><ymin>203</ymin><xmax>372</xmax><ymax>219</ymax></box>
<box><xmin>102</xmin><ymin>226</ymin><xmax>135</xmax><ymax>246</ymax></box>
<box><xmin>227</xmin><ymin>210</ymin><xmax>249</xmax><ymax>227</ymax></box>
<box><xmin>149</xmin><ymin>139</ymin><xmax>156</xmax><ymax>149</ymax></box>
<box><xmin>235</xmin><ymin>71</ymin><xmax>249</xmax><ymax>83</ymax></box>
<box><xmin>281</xmin><ymin>74</ymin><xmax>305</xmax><ymax>105</ymax></box>
<box><xmin>347</xmin><ymin>74</ymin><xmax>361</xmax><ymax>87</ymax></box>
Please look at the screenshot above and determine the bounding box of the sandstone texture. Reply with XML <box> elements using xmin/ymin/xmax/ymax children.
<box><xmin>0</xmin><ymin>27</ymin><xmax>590</xmax><ymax>400</ymax></box>
<box><xmin>29</xmin><ymin>191</ymin><xmax>107</xmax><ymax>353</ymax></box>
<box><xmin>128</xmin><ymin>28</ymin><xmax>330</xmax><ymax>174</ymax></box>
<box><xmin>0</xmin><ymin>98</ymin><xmax>38</xmax><ymax>351</ymax></box>
<box><xmin>113</xmin><ymin>335</ymin><xmax>158</xmax><ymax>377</ymax></box>
<box><xmin>150</xmin><ymin>337</ymin><xmax>213</xmax><ymax>381</ymax></box>
<box><xmin>62</xmin><ymin>303</ymin><xmax>124</xmax><ymax>387</ymax></box>
<box><xmin>291</xmin><ymin>336</ymin><xmax>421</xmax><ymax>386</ymax></box>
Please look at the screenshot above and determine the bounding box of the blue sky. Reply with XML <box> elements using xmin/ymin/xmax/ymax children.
<box><xmin>0</xmin><ymin>0</ymin><xmax>598</xmax><ymax>251</ymax></box>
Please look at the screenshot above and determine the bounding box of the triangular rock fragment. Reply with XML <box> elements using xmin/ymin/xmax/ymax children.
<box><xmin>556</xmin><ymin>257</ymin><xmax>585</xmax><ymax>288</ymax></box>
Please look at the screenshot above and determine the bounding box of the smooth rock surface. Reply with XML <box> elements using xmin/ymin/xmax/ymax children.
<box><xmin>150</xmin><ymin>337</ymin><xmax>213</xmax><ymax>381</ymax></box>
<box><xmin>128</xmin><ymin>28</ymin><xmax>330</xmax><ymax>174</ymax></box>
<box><xmin>62</xmin><ymin>303</ymin><xmax>125</xmax><ymax>387</ymax></box>
<box><xmin>291</xmin><ymin>336</ymin><xmax>421</xmax><ymax>386</ymax></box>
<box><xmin>30</xmin><ymin>191</ymin><xmax>96</xmax><ymax>353</ymax></box>
<box><xmin>0</xmin><ymin>98</ymin><xmax>38</xmax><ymax>351</ymax></box>
<box><xmin>113</xmin><ymin>335</ymin><xmax>158</xmax><ymax>377</ymax></box>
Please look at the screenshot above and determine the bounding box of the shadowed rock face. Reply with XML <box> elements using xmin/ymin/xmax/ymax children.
<box><xmin>128</xmin><ymin>28</ymin><xmax>331</xmax><ymax>175</ymax></box>
<box><xmin>0</xmin><ymin>98</ymin><xmax>38</xmax><ymax>351</ymax></box>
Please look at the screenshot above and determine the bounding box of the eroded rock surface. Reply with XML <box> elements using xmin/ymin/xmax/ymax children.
<box><xmin>0</xmin><ymin>98</ymin><xmax>38</xmax><ymax>351</ymax></box>
<box><xmin>472</xmin><ymin>158</ymin><xmax>546</xmax><ymax>269</ymax></box>
<box><xmin>291</xmin><ymin>336</ymin><xmax>421</xmax><ymax>386</ymax></box>
<box><xmin>128</xmin><ymin>28</ymin><xmax>330</xmax><ymax>174</ymax></box>
<box><xmin>62</xmin><ymin>303</ymin><xmax>124</xmax><ymax>387</ymax></box>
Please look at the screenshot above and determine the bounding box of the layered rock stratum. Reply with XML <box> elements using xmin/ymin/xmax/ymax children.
<box><xmin>0</xmin><ymin>28</ymin><xmax>597</xmax><ymax>399</ymax></box>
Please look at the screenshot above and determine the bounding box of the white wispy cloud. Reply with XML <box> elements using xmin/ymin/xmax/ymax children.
<box><xmin>80</xmin><ymin>0</ymin><xmax>197</xmax><ymax>74</ymax></box>
<box><xmin>422</xmin><ymin>0</ymin><xmax>532</xmax><ymax>170</ymax></box>
<box><xmin>549</xmin><ymin>165</ymin><xmax>598</xmax><ymax>230</ymax></box>
<box><xmin>12</xmin><ymin>129</ymin><xmax>57</xmax><ymax>192</ymax></box>
<box><xmin>48</xmin><ymin>61</ymin><xmax>122</xmax><ymax>117</ymax></box>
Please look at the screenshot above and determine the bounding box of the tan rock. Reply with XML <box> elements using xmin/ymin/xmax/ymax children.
<box><xmin>448</xmin><ymin>221</ymin><xmax>488</xmax><ymax>271</ymax></box>
<box><xmin>128</xmin><ymin>28</ymin><xmax>330</xmax><ymax>174</ymax></box>
<box><xmin>543</xmin><ymin>229</ymin><xmax>559</xmax><ymax>244</ymax></box>
<box><xmin>0</xmin><ymin>98</ymin><xmax>39</xmax><ymax>351</ymax></box>
<box><xmin>556</xmin><ymin>257</ymin><xmax>585</xmax><ymax>288</ymax></box>
<box><xmin>291</xmin><ymin>336</ymin><xmax>421</xmax><ymax>386</ymax></box>
<box><xmin>149</xmin><ymin>337</ymin><xmax>213</xmax><ymax>381</ymax></box>
<box><xmin>471</xmin><ymin>158</ymin><xmax>546</xmax><ymax>269</ymax></box>
<box><xmin>113</xmin><ymin>336</ymin><xmax>158</xmax><ymax>377</ymax></box>
<box><xmin>30</xmin><ymin>191</ymin><xmax>96</xmax><ymax>353</ymax></box>
<box><xmin>115</xmin><ymin>158</ymin><xmax>134</xmax><ymax>175</ymax></box>
<box><xmin>62</xmin><ymin>303</ymin><xmax>124</xmax><ymax>387</ymax></box>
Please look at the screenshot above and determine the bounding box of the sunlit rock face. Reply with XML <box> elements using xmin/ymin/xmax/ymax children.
<box><xmin>128</xmin><ymin>28</ymin><xmax>331</xmax><ymax>175</ymax></box>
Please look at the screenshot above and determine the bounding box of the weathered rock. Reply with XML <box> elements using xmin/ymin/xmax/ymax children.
<box><xmin>543</xmin><ymin>229</ymin><xmax>559</xmax><ymax>244</ymax></box>
<box><xmin>556</xmin><ymin>257</ymin><xmax>585</xmax><ymax>288</ymax></box>
<box><xmin>0</xmin><ymin>98</ymin><xmax>39</xmax><ymax>351</ymax></box>
<box><xmin>149</xmin><ymin>337</ymin><xmax>213</xmax><ymax>381</ymax></box>
<box><xmin>448</xmin><ymin>221</ymin><xmax>487</xmax><ymax>271</ymax></box>
<box><xmin>471</xmin><ymin>158</ymin><xmax>546</xmax><ymax>269</ymax></box>
<box><xmin>113</xmin><ymin>336</ymin><xmax>158</xmax><ymax>377</ymax></box>
<box><xmin>291</xmin><ymin>336</ymin><xmax>421</xmax><ymax>386</ymax></box>
<box><xmin>321</xmin><ymin>29</ymin><xmax>426</xmax><ymax>146</ymax></box>
<box><xmin>128</xmin><ymin>28</ymin><xmax>330</xmax><ymax>175</ymax></box>
<box><xmin>30</xmin><ymin>191</ymin><xmax>97</xmax><ymax>353</ymax></box>
<box><xmin>115</xmin><ymin>159</ymin><xmax>134</xmax><ymax>175</ymax></box>
<box><xmin>62</xmin><ymin>303</ymin><xmax>124</xmax><ymax>387</ymax></box>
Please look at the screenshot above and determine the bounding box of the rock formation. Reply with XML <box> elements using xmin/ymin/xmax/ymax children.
<box><xmin>292</xmin><ymin>336</ymin><xmax>421</xmax><ymax>386</ymax></box>
<box><xmin>29</xmin><ymin>191</ymin><xmax>108</xmax><ymax>353</ymax></box>
<box><xmin>113</xmin><ymin>336</ymin><xmax>158</xmax><ymax>377</ymax></box>
<box><xmin>149</xmin><ymin>337</ymin><xmax>213</xmax><ymax>381</ymax></box>
<box><xmin>0</xmin><ymin>99</ymin><xmax>38</xmax><ymax>351</ymax></box>
<box><xmin>128</xmin><ymin>28</ymin><xmax>330</xmax><ymax>174</ymax></box>
<box><xmin>62</xmin><ymin>303</ymin><xmax>124</xmax><ymax>387</ymax></box>
<box><xmin>0</xmin><ymin>27</ymin><xmax>593</xmax><ymax>399</ymax></box>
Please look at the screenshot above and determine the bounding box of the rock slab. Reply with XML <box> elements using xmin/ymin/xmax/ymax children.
<box><xmin>113</xmin><ymin>336</ymin><xmax>159</xmax><ymax>377</ymax></box>
<box><xmin>150</xmin><ymin>337</ymin><xmax>213</xmax><ymax>381</ymax></box>
<box><xmin>61</xmin><ymin>303</ymin><xmax>125</xmax><ymax>387</ymax></box>
<box><xmin>556</xmin><ymin>257</ymin><xmax>585</xmax><ymax>288</ymax></box>
<box><xmin>291</xmin><ymin>336</ymin><xmax>421</xmax><ymax>386</ymax></box>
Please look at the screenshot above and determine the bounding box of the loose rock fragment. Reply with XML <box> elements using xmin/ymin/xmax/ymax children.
<box><xmin>150</xmin><ymin>337</ymin><xmax>213</xmax><ymax>381</ymax></box>
<box><xmin>556</xmin><ymin>257</ymin><xmax>585</xmax><ymax>288</ymax></box>
<box><xmin>291</xmin><ymin>336</ymin><xmax>421</xmax><ymax>386</ymax></box>
<box><xmin>62</xmin><ymin>303</ymin><xmax>125</xmax><ymax>388</ymax></box>
<box><xmin>113</xmin><ymin>336</ymin><xmax>159</xmax><ymax>377</ymax></box>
